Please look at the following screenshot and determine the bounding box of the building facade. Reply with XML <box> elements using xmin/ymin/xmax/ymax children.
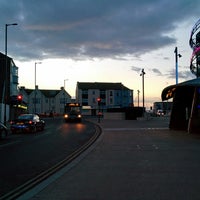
<box><xmin>153</xmin><ymin>101</ymin><xmax>173</xmax><ymax>115</ymax></box>
<box><xmin>0</xmin><ymin>52</ymin><xmax>19</xmax><ymax>122</ymax></box>
<box><xmin>162</xmin><ymin>78</ymin><xmax>200</xmax><ymax>133</ymax></box>
<box><xmin>19</xmin><ymin>86</ymin><xmax>71</xmax><ymax>116</ymax></box>
<box><xmin>76</xmin><ymin>82</ymin><xmax>133</xmax><ymax>109</ymax></box>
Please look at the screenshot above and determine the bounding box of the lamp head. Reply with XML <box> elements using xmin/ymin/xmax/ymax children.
<box><xmin>6</xmin><ymin>23</ymin><xmax>18</xmax><ymax>26</ymax></box>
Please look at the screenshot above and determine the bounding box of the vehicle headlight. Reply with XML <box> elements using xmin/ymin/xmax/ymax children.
<box><xmin>78</xmin><ymin>114</ymin><xmax>81</xmax><ymax>118</ymax></box>
<box><xmin>64</xmin><ymin>114</ymin><xmax>69</xmax><ymax>118</ymax></box>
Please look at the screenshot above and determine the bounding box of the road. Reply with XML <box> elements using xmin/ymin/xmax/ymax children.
<box><xmin>0</xmin><ymin>118</ymin><xmax>97</xmax><ymax>197</ymax></box>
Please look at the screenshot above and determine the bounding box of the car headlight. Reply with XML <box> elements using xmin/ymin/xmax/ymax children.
<box><xmin>64</xmin><ymin>114</ymin><xmax>69</xmax><ymax>118</ymax></box>
<box><xmin>78</xmin><ymin>114</ymin><xmax>81</xmax><ymax>118</ymax></box>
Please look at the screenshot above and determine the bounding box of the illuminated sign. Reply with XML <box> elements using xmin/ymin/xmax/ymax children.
<box><xmin>13</xmin><ymin>104</ymin><xmax>27</xmax><ymax>109</ymax></box>
<box><xmin>66</xmin><ymin>103</ymin><xmax>80</xmax><ymax>107</ymax></box>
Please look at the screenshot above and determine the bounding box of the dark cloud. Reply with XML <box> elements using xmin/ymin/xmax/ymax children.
<box><xmin>163</xmin><ymin>57</ymin><xmax>170</xmax><ymax>60</ymax></box>
<box><xmin>151</xmin><ymin>68</ymin><xmax>162</xmax><ymax>76</ymax></box>
<box><xmin>0</xmin><ymin>0</ymin><xmax>199</xmax><ymax>61</ymax></box>
<box><xmin>132</xmin><ymin>65</ymin><xmax>195</xmax><ymax>81</ymax></box>
<box><xmin>132</xmin><ymin>66</ymin><xmax>163</xmax><ymax>77</ymax></box>
<box><xmin>166</xmin><ymin>68</ymin><xmax>196</xmax><ymax>80</ymax></box>
<box><xmin>131</xmin><ymin>66</ymin><xmax>142</xmax><ymax>73</ymax></box>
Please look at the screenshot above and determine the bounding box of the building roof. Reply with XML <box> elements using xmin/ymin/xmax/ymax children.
<box><xmin>21</xmin><ymin>88</ymin><xmax>71</xmax><ymax>98</ymax></box>
<box><xmin>41</xmin><ymin>89</ymin><xmax>62</xmax><ymax>97</ymax></box>
<box><xmin>0</xmin><ymin>52</ymin><xmax>12</xmax><ymax>60</ymax></box>
<box><xmin>77</xmin><ymin>82</ymin><xmax>131</xmax><ymax>91</ymax></box>
<box><xmin>161</xmin><ymin>78</ymin><xmax>200</xmax><ymax>101</ymax></box>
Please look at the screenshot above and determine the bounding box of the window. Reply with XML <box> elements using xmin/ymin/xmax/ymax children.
<box><xmin>82</xmin><ymin>94</ymin><xmax>88</xmax><ymax>99</ymax></box>
<box><xmin>60</xmin><ymin>98</ymin><xmax>65</xmax><ymax>104</ymax></box>
<box><xmin>60</xmin><ymin>108</ymin><xmax>64</xmax><ymax>113</ymax></box>
<box><xmin>32</xmin><ymin>98</ymin><xmax>40</xmax><ymax>104</ymax></box>
<box><xmin>100</xmin><ymin>90</ymin><xmax>105</xmax><ymax>94</ymax></box>
<box><xmin>82</xmin><ymin>98</ymin><xmax>88</xmax><ymax>103</ymax></box>
<box><xmin>12</xmin><ymin>66</ymin><xmax>18</xmax><ymax>76</ymax></box>
<box><xmin>100</xmin><ymin>90</ymin><xmax>106</xmax><ymax>99</ymax></box>
<box><xmin>82</xmin><ymin>89</ymin><xmax>88</xmax><ymax>94</ymax></box>
<box><xmin>12</xmin><ymin>75</ymin><xmax>18</xmax><ymax>84</ymax></box>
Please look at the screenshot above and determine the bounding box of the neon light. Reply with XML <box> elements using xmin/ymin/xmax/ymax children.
<box><xmin>190</xmin><ymin>18</ymin><xmax>200</xmax><ymax>49</ymax></box>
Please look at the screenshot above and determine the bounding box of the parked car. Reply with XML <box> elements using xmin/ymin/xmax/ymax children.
<box><xmin>10</xmin><ymin>114</ymin><xmax>45</xmax><ymax>134</ymax></box>
<box><xmin>0</xmin><ymin>122</ymin><xmax>8</xmax><ymax>139</ymax></box>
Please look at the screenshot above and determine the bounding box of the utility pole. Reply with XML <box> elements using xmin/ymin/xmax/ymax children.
<box><xmin>174</xmin><ymin>47</ymin><xmax>182</xmax><ymax>84</ymax></box>
<box><xmin>4</xmin><ymin>23</ymin><xmax>18</xmax><ymax>125</ymax></box>
<box><xmin>34</xmin><ymin>62</ymin><xmax>42</xmax><ymax>113</ymax></box>
<box><xmin>137</xmin><ymin>90</ymin><xmax>140</xmax><ymax>107</ymax></box>
<box><xmin>140</xmin><ymin>69</ymin><xmax>145</xmax><ymax>115</ymax></box>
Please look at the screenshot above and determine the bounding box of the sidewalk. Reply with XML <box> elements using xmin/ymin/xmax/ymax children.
<box><xmin>21</xmin><ymin>117</ymin><xmax>200</xmax><ymax>200</ymax></box>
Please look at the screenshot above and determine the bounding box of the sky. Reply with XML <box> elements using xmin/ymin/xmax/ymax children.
<box><xmin>0</xmin><ymin>0</ymin><xmax>200</xmax><ymax>108</ymax></box>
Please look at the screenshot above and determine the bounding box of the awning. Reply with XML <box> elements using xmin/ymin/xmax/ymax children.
<box><xmin>161</xmin><ymin>78</ymin><xmax>200</xmax><ymax>101</ymax></box>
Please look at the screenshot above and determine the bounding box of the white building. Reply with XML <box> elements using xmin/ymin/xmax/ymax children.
<box><xmin>76</xmin><ymin>82</ymin><xmax>133</xmax><ymax>109</ymax></box>
<box><xmin>19</xmin><ymin>86</ymin><xmax>71</xmax><ymax>115</ymax></box>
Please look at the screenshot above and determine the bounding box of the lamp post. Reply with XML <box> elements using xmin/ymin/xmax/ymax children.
<box><xmin>137</xmin><ymin>90</ymin><xmax>140</xmax><ymax>107</ymax></box>
<box><xmin>4</xmin><ymin>23</ymin><xmax>18</xmax><ymax>125</ymax></box>
<box><xmin>174</xmin><ymin>47</ymin><xmax>182</xmax><ymax>84</ymax></box>
<box><xmin>34</xmin><ymin>62</ymin><xmax>42</xmax><ymax>113</ymax></box>
<box><xmin>63</xmin><ymin>79</ymin><xmax>68</xmax><ymax>113</ymax></box>
<box><xmin>140</xmin><ymin>69</ymin><xmax>145</xmax><ymax>115</ymax></box>
<box><xmin>64</xmin><ymin>79</ymin><xmax>68</xmax><ymax>90</ymax></box>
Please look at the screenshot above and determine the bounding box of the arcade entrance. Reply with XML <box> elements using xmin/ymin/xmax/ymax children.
<box><xmin>162</xmin><ymin>79</ymin><xmax>200</xmax><ymax>133</ymax></box>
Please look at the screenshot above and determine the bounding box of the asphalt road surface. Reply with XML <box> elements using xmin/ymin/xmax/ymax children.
<box><xmin>0</xmin><ymin>118</ymin><xmax>96</xmax><ymax>197</ymax></box>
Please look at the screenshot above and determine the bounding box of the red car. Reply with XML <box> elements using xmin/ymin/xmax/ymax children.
<box><xmin>10</xmin><ymin>114</ymin><xmax>45</xmax><ymax>134</ymax></box>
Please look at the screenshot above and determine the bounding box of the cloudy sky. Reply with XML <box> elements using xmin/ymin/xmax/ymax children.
<box><xmin>0</xmin><ymin>0</ymin><xmax>200</xmax><ymax>108</ymax></box>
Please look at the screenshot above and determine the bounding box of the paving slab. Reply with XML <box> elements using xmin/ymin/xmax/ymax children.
<box><xmin>24</xmin><ymin>117</ymin><xmax>200</xmax><ymax>200</ymax></box>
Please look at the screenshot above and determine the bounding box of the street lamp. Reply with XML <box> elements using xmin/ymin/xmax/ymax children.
<box><xmin>63</xmin><ymin>79</ymin><xmax>68</xmax><ymax>112</ymax></box>
<box><xmin>34</xmin><ymin>62</ymin><xmax>42</xmax><ymax>113</ymax></box>
<box><xmin>174</xmin><ymin>47</ymin><xmax>182</xmax><ymax>84</ymax></box>
<box><xmin>64</xmin><ymin>79</ymin><xmax>68</xmax><ymax>90</ymax></box>
<box><xmin>4</xmin><ymin>23</ymin><xmax>18</xmax><ymax>125</ymax></box>
<box><xmin>140</xmin><ymin>69</ymin><xmax>145</xmax><ymax>115</ymax></box>
<box><xmin>137</xmin><ymin>90</ymin><xmax>140</xmax><ymax>107</ymax></box>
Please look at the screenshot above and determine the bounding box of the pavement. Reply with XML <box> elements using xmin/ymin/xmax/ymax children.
<box><xmin>17</xmin><ymin>117</ymin><xmax>200</xmax><ymax>200</ymax></box>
